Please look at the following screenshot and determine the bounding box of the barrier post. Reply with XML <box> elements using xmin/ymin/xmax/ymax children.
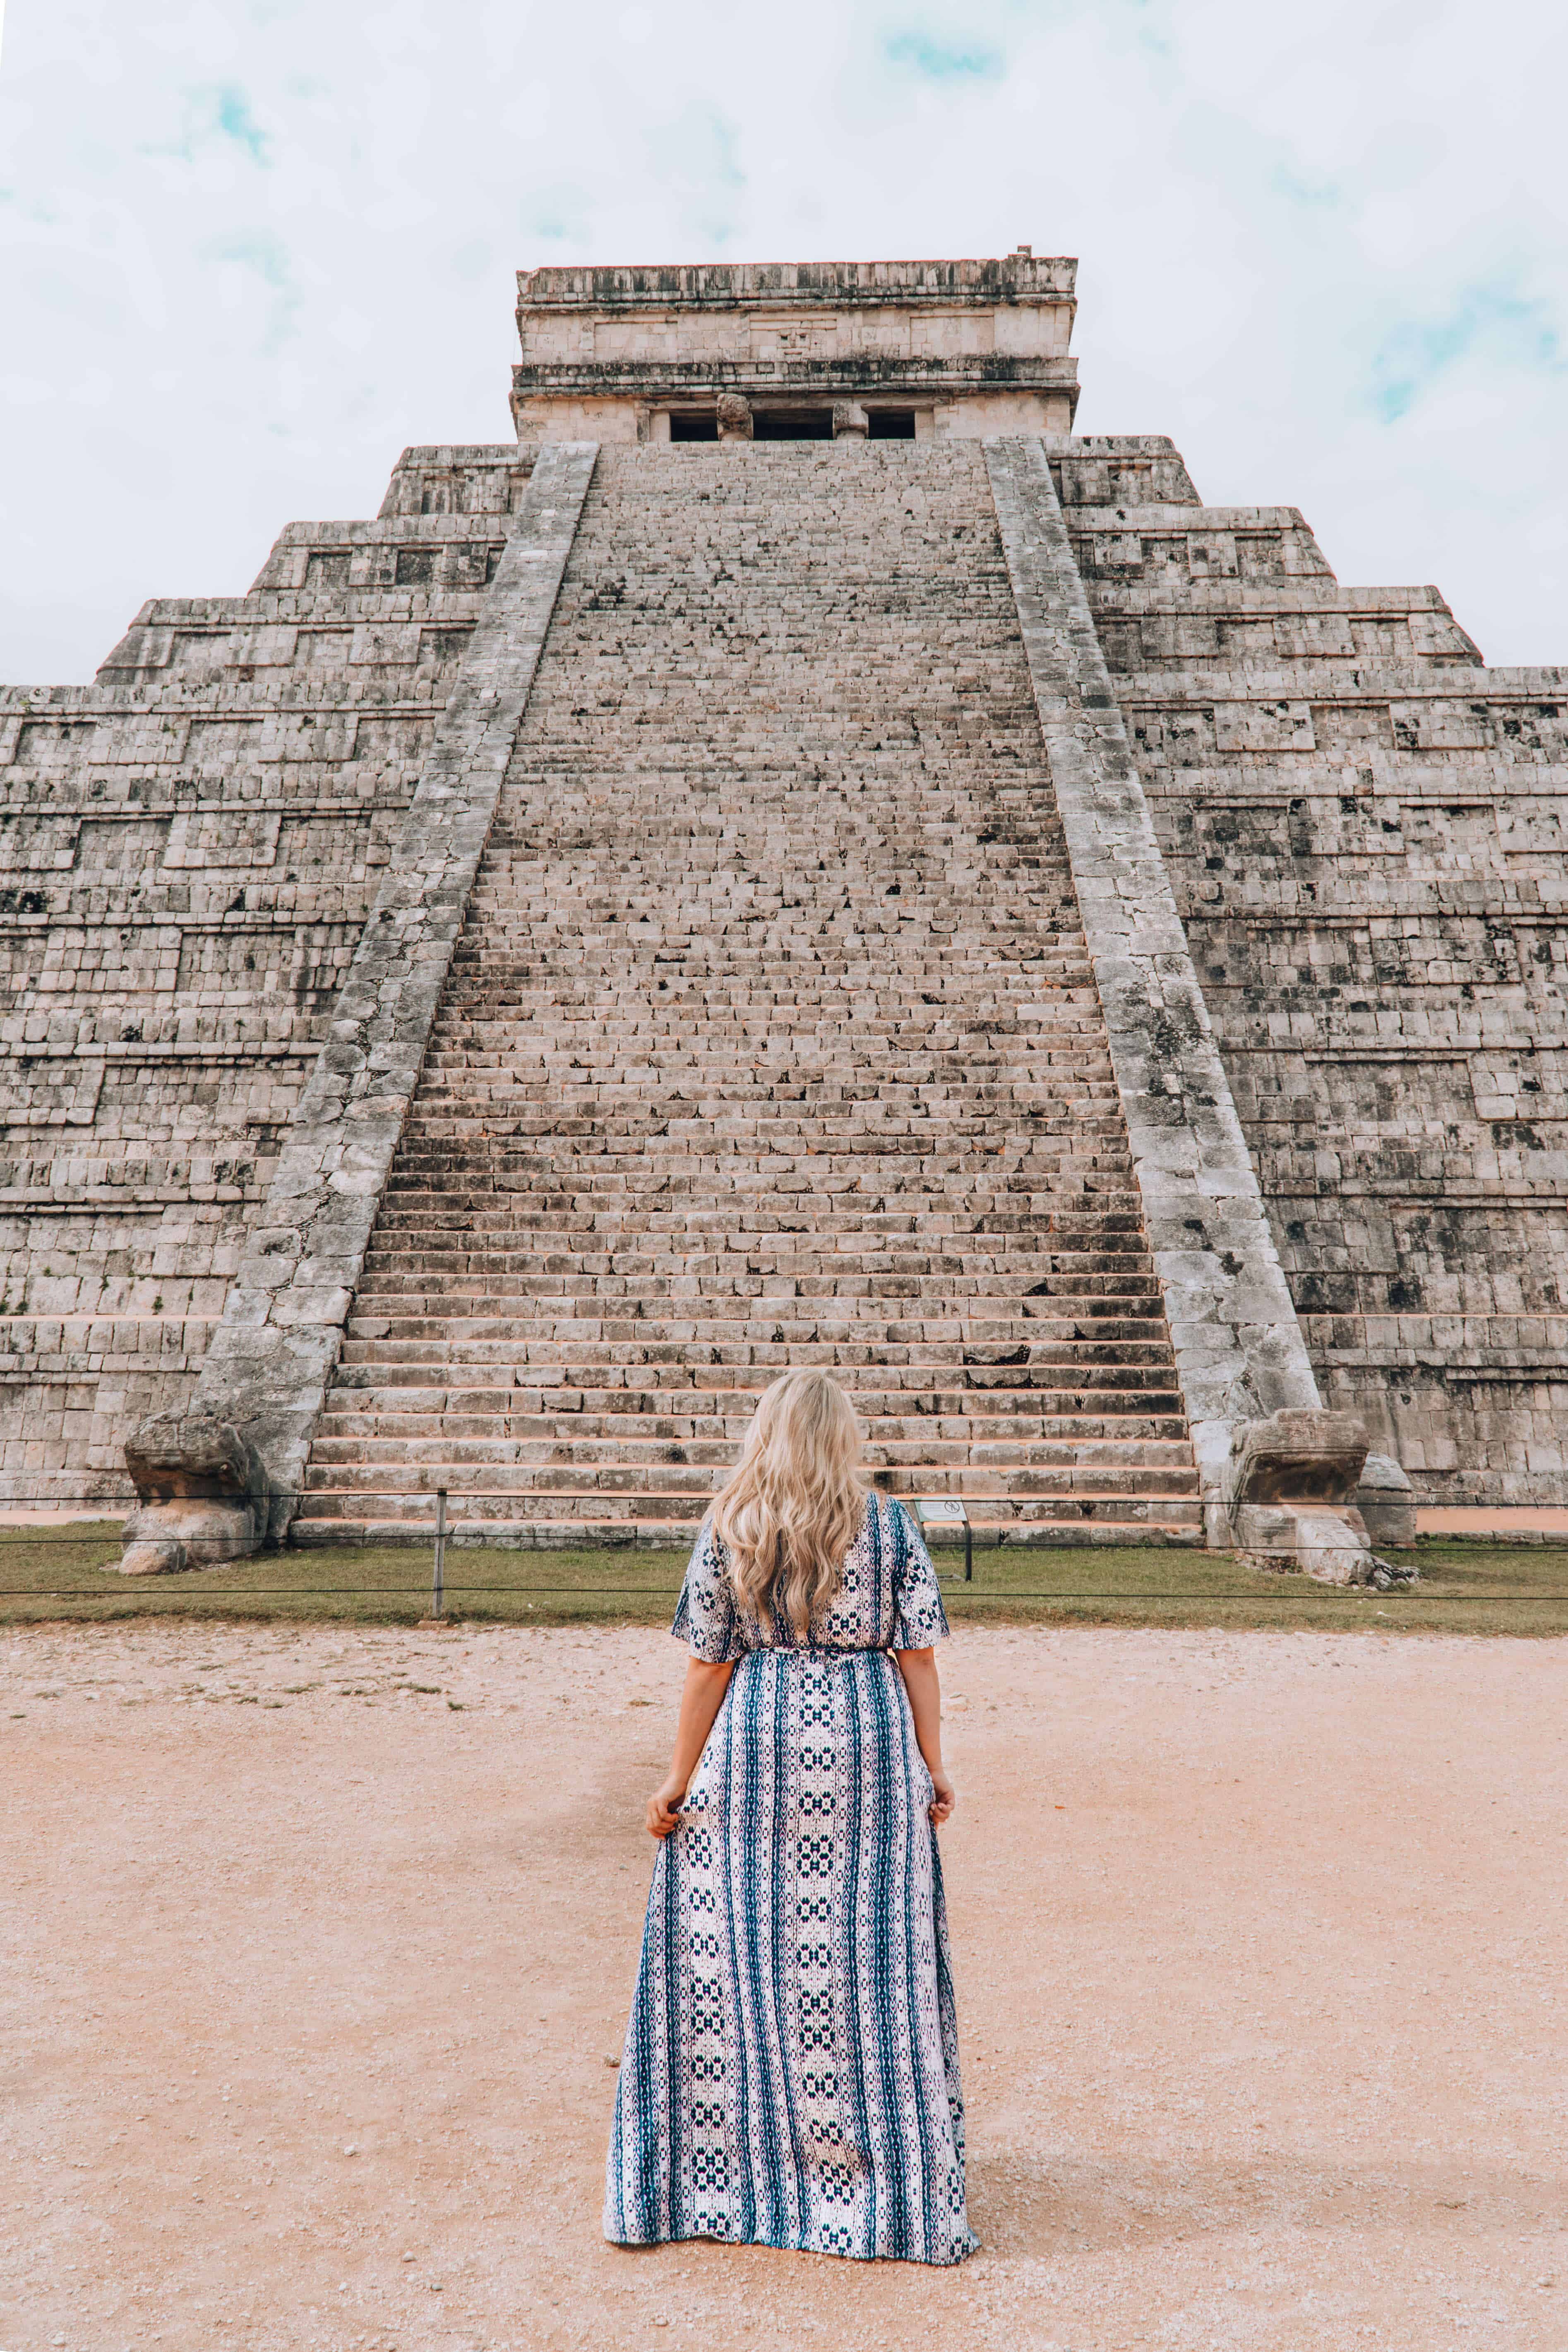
<box><xmin>912</xmin><ymin>1495</ymin><xmax>971</xmax><ymax>1585</ymax></box>
<box><xmin>432</xmin><ymin>1489</ymin><xmax>447</xmax><ymax>1620</ymax></box>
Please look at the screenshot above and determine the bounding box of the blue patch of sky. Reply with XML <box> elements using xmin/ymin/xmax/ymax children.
<box><xmin>522</xmin><ymin>187</ymin><xmax>594</xmax><ymax>245</ymax></box>
<box><xmin>883</xmin><ymin>30</ymin><xmax>1005</xmax><ymax>79</ymax></box>
<box><xmin>204</xmin><ymin>229</ymin><xmax>291</xmax><ymax>288</ymax></box>
<box><xmin>149</xmin><ymin>84</ymin><xmax>272</xmax><ymax>167</ymax></box>
<box><xmin>1369</xmin><ymin>286</ymin><xmax>1563</xmax><ymax>422</ymax></box>
<box><xmin>1271</xmin><ymin>162</ymin><xmax>1342</xmax><ymax>210</ymax></box>
<box><xmin>644</xmin><ymin>106</ymin><xmax>746</xmax><ymax>247</ymax></box>
<box><xmin>717</xmin><ymin>115</ymin><xmax>745</xmax><ymax>187</ymax></box>
<box><xmin>200</xmin><ymin>229</ymin><xmax>300</xmax><ymax>351</ymax></box>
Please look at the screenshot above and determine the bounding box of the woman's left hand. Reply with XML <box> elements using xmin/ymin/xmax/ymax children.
<box><xmin>928</xmin><ymin>1768</ymin><xmax>956</xmax><ymax>1828</ymax></box>
<box><xmin>646</xmin><ymin>1775</ymin><xmax>688</xmax><ymax>1839</ymax></box>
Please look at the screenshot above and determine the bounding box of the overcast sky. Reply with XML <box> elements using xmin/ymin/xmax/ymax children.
<box><xmin>2</xmin><ymin>0</ymin><xmax>1565</xmax><ymax>682</ymax></box>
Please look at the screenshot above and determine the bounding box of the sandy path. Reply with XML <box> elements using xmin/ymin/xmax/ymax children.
<box><xmin>3</xmin><ymin>1623</ymin><xmax>1565</xmax><ymax>2352</ymax></box>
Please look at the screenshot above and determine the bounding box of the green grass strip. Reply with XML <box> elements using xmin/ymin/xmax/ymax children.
<box><xmin>2</xmin><ymin>1528</ymin><xmax>1566</xmax><ymax>1634</ymax></box>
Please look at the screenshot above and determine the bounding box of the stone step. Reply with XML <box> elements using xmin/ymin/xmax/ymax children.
<box><xmin>346</xmin><ymin>1276</ymin><xmax>1165</xmax><ymax>1322</ymax></box>
<box><xmin>385</xmin><ymin>1158</ymin><xmax>1141</xmax><ymax>1183</ymax></box>
<box><xmin>355</xmin><ymin>1261</ymin><xmax>1161</xmax><ymax>1294</ymax></box>
<box><xmin>364</xmin><ymin>1213</ymin><xmax>1143</xmax><ymax>1242</ymax></box>
<box><xmin>294</xmin><ymin>1486</ymin><xmax>1203</xmax><ymax>1524</ymax></box>
<box><xmin>365</xmin><ymin>1190</ymin><xmax>1149</xmax><ymax>1220</ymax></box>
<box><xmin>328</xmin><ymin>1345</ymin><xmax>1178</xmax><ymax>1390</ymax></box>
<box><xmin>303</xmin><ymin>1411</ymin><xmax>1189</xmax><ymax>1468</ymax></box>
<box><xmin>345</xmin><ymin>1305</ymin><xmax>1169</xmax><ymax>1346</ymax></box>
<box><xmin>315</xmin><ymin>1373</ymin><xmax>1175</xmax><ymax>1430</ymax></box>
<box><xmin>372</xmin><ymin>1172</ymin><xmax>1142</xmax><ymax>1206</ymax></box>
<box><xmin>370</xmin><ymin>1198</ymin><xmax>1140</xmax><ymax>1225</ymax></box>
<box><xmin>355</xmin><ymin>1263</ymin><xmax>1159</xmax><ymax>1292</ymax></box>
<box><xmin>360</xmin><ymin>1208</ymin><xmax>1151</xmax><ymax>1246</ymax></box>
<box><xmin>292</xmin><ymin>1506</ymin><xmax>1205</xmax><ymax>1550</ymax></box>
<box><xmin>334</xmin><ymin>1319</ymin><xmax>1176</xmax><ymax>1362</ymax></box>
<box><xmin>316</xmin><ymin>1449</ymin><xmax>1195</xmax><ymax>1495</ymax></box>
<box><xmin>316</xmin><ymin>1365</ymin><xmax>1181</xmax><ymax>1418</ymax></box>
<box><xmin>303</xmin><ymin>1410</ymin><xmax>1188</xmax><ymax>1464</ymax></box>
<box><xmin>300</xmin><ymin>1451</ymin><xmax>1198</xmax><ymax>1496</ymax></box>
<box><xmin>304</xmin><ymin>1428</ymin><xmax>1196</xmax><ymax>1473</ymax></box>
<box><xmin>389</xmin><ymin>1126</ymin><xmax>1132</xmax><ymax>1148</ymax></box>
<box><xmin>351</xmin><ymin>1261</ymin><xmax>1156</xmax><ymax>1304</ymax></box>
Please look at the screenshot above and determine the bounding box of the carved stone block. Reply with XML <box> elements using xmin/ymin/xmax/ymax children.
<box><xmin>119</xmin><ymin>1410</ymin><xmax>270</xmax><ymax>1570</ymax></box>
<box><xmin>1231</xmin><ymin>1409</ymin><xmax>1370</xmax><ymax>1506</ymax></box>
<box><xmin>1233</xmin><ymin>1501</ymin><xmax>1374</xmax><ymax>1586</ymax></box>
<box><xmin>1355</xmin><ymin>1452</ymin><xmax>1418</xmax><ymax>1548</ymax></box>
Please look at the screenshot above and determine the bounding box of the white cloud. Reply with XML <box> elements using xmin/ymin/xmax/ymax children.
<box><xmin>1</xmin><ymin>0</ymin><xmax>1566</xmax><ymax>677</ymax></box>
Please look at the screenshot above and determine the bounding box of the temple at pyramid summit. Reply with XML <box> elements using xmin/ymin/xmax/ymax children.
<box><xmin>2</xmin><ymin>253</ymin><xmax>1564</xmax><ymax>1576</ymax></box>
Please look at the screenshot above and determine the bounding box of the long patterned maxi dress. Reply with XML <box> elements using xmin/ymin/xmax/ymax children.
<box><xmin>604</xmin><ymin>1490</ymin><xmax>977</xmax><ymax>2265</ymax></box>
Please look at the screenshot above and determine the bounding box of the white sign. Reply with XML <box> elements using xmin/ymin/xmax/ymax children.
<box><xmin>914</xmin><ymin>1497</ymin><xmax>968</xmax><ymax>1524</ymax></box>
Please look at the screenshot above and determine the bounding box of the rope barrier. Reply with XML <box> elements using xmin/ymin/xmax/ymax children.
<box><xmin>2</xmin><ymin>1586</ymin><xmax>1564</xmax><ymax>1602</ymax></box>
<box><xmin>5</xmin><ymin>1488</ymin><xmax>1565</xmax><ymax>1608</ymax></box>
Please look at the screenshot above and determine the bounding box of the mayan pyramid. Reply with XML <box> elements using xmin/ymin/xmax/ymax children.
<box><xmin>2</xmin><ymin>254</ymin><xmax>1561</xmax><ymax>1574</ymax></box>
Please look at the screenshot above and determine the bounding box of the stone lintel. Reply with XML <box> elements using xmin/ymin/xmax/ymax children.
<box><xmin>984</xmin><ymin>435</ymin><xmax>1371</xmax><ymax>1555</ymax></box>
<box><xmin>511</xmin><ymin>358</ymin><xmax>1078</xmax><ymax>413</ymax></box>
<box><xmin>516</xmin><ymin>255</ymin><xmax>1078</xmax><ymax>311</ymax></box>
<box><xmin>118</xmin><ymin>441</ymin><xmax>600</xmax><ymax>1558</ymax></box>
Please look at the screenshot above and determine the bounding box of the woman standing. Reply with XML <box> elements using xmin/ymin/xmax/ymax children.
<box><xmin>604</xmin><ymin>1368</ymin><xmax>976</xmax><ymax>2266</ymax></box>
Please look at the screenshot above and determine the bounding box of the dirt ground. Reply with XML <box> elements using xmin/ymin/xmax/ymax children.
<box><xmin>4</xmin><ymin>1624</ymin><xmax>1565</xmax><ymax>2352</ymax></box>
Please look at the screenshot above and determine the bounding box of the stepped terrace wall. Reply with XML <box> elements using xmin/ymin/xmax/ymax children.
<box><xmin>1059</xmin><ymin>439</ymin><xmax>1568</xmax><ymax>1503</ymax></box>
<box><xmin>0</xmin><ymin>447</ymin><xmax>535</xmax><ymax>1502</ymax></box>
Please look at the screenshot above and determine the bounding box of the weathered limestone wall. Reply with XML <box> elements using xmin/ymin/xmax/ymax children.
<box><xmin>512</xmin><ymin>254</ymin><xmax>1079</xmax><ymax>440</ymax></box>
<box><xmin>986</xmin><ymin>439</ymin><xmax>1325</xmax><ymax>1532</ymax></box>
<box><xmin>1060</xmin><ymin>437</ymin><xmax>1568</xmax><ymax>1502</ymax></box>
<box><xmin>0</xmin><ymin>444</ymin><xmax>536</xmax><ymax>1502</ymax></box>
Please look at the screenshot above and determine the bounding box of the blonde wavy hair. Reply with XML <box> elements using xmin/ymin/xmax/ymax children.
<box><xmin>711</xmin><ymin>1369</ymin><xmax>869</xmax><ymax>1635</ymax></box>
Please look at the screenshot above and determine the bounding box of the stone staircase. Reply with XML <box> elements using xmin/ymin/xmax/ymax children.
<box><xmin>293</xmin><ymin>440</ymin><xmax>1201</xmax><ymax>1546</ymax></box>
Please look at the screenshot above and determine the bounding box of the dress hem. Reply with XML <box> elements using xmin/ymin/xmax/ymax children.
<box><xmin>603</xmin><ymin>2222</ymin><xmax>980</xmax><ymax>2268</ymax></box>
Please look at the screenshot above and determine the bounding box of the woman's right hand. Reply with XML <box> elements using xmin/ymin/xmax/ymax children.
<box><xmin>646</xmin><ymin>1775</ymin><xmax>687</xmax><ymax>1840</ymax></box>
<box><xmin>927</xmin><ymin>1768</ymin><xmax>956</xmax><ymax>1829</ymax></box>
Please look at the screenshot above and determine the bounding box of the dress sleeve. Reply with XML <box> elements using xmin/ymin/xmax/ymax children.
<box><xmin>889</xmin><ymin>1502</ymin><xmax>951</xmax><ymax>1648</ymax></box>
<box><xmin>670</xmin><ymin>1518</ymin><xmax>745</xmax><ymax>1663</ymax></box>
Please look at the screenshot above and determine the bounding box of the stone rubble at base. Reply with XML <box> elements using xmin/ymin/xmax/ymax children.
<box><xmin>0</xmin><ymin>255</ymin><xmax>1560</xmax><ymax>1572</ymax></box>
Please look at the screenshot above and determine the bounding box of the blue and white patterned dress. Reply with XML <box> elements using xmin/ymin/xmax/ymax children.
<box><xmin>604</xmin><ymin>1490</ymin><xmax>977</xmax><ymax>2265</ymax></box>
